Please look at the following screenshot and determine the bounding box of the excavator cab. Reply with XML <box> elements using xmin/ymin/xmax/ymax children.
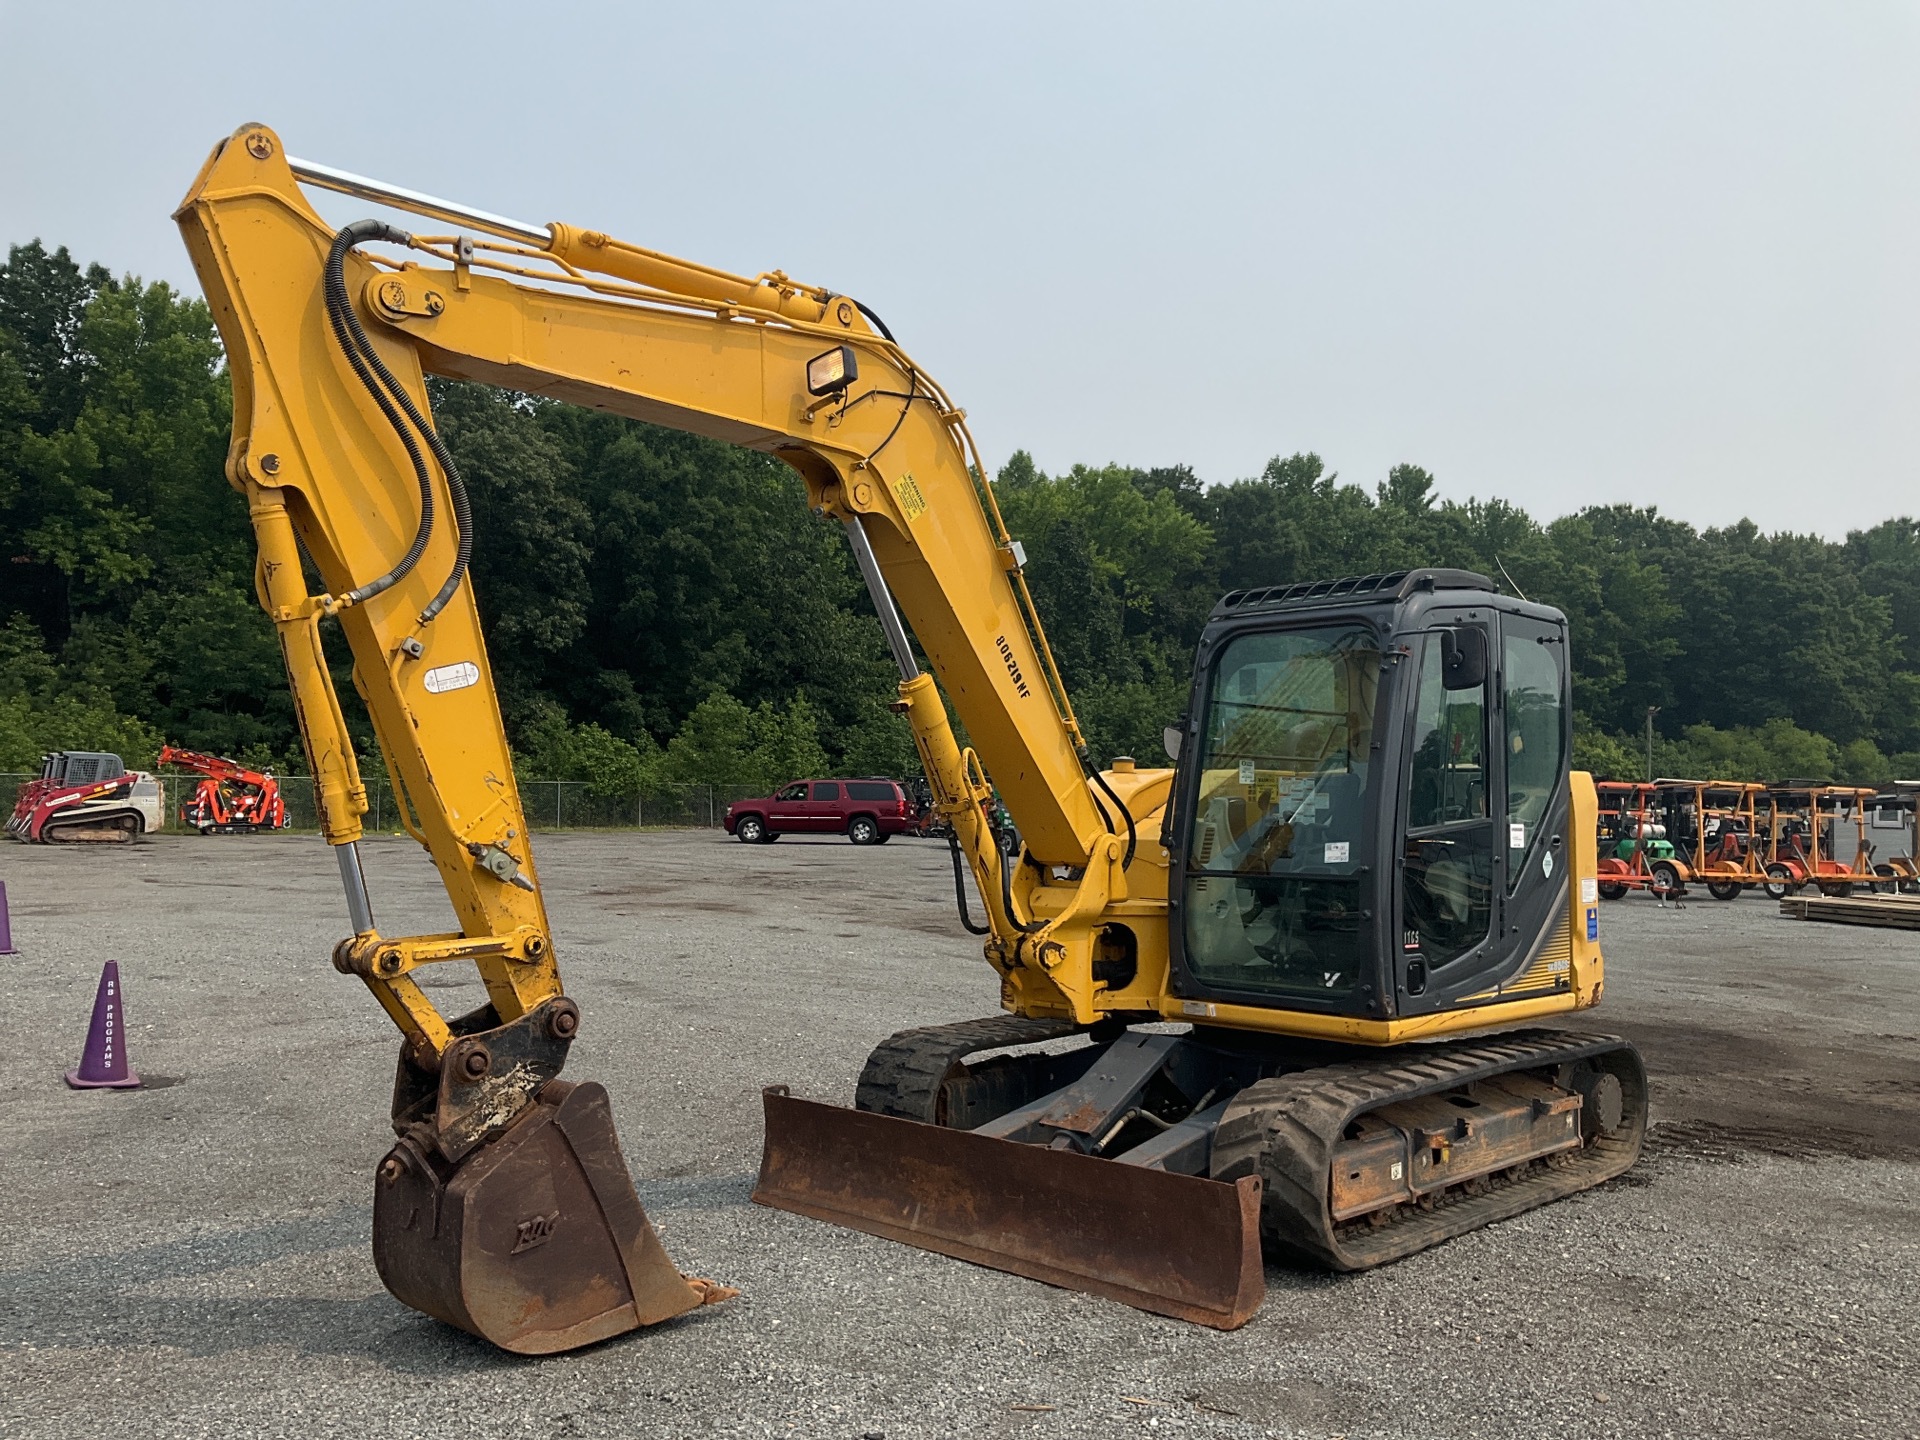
<box><xmin>759</xmin><ymin>571</ymin><xmax>1641</xmax><ymax>1327</ymax></box>
<box><xmin>1170</xmin><ymin>569</ymin><xmax>1572</xmax><ymax>1018</ymax></box>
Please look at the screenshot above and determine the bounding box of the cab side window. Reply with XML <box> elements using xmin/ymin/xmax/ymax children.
<box><xmin>1408</xmin><ymin>642</ymin><xmax>1486</xmax><ymax>829</ymax></box>
<box><xmin>1503</xmin><ymin>632</ymin><xmax>1565</xmax><ymax>890</ymax></box>
<box><xmin>776</xmin><ymin>783</ymin><xmax>808</xmax><ymax>802</ymax></box>
<box><xmin>1402</xmin><ymin>632</ymin><xmax>1493</xmax><ymax>970</ymax></box>
<box><xmin>812</xmin><ymin>782</ymin><xmax>840</xmax><ymax>802</ymax></box>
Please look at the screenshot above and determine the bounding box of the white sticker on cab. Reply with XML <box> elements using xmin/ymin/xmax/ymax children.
<box><xmin>1581</xmin><ymin>877</ymin><xmax>1599</xmax><ymax>904</ymax></box>
<box><xmin>1324</xmin><ymin>842</ymin><xmax>1350</xmax><ymax>864</ymax></box>
<box><xmin>423</xmin><ymin>661</ymin><xmax>481</xmax><ymax>695</ymax></box>
<box><xmin>1509</xmin><ymin>822</ymin><xmax>1526</xmax><ymax>849</ymax></box>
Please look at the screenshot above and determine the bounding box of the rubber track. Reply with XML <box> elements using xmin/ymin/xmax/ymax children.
<box><xmin>854</xmin><ymin>1015</ymin><xmax>1082</xmax><ymax>1122</ymax></box>
<box><xmin>41</xmin><ymin>821</ymin><xmax>136</xmax><ymax>843</ymax></box>
<box><xmin>1210</xmin><ymin>1029</ymin><xmax>1646</xmax><ymax>1271</ymax></box>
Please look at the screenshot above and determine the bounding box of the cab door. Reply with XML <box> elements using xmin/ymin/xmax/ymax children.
<box><xmin>1395</xmin><ymin>620</ymin><xmax>1500</xmax><ymax>1011</ymax></box>
<box><xmin>1395</xmin><ymin>608</ymin><xmax>1570</xmax><ymax>1012</ymax></box>
<box><xmin>1493</xmin><ymin>611</ymin><xmax>1572</xmax><ymax>975</ymax></box>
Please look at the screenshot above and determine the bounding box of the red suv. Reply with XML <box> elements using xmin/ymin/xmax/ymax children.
<box><xmin>724</xmin><ymin>779</ymin><xmax>913</xmax><ymax>845</ymax></box>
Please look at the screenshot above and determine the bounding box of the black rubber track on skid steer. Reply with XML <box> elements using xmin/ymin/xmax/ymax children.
<box><xmin>854</xmin><ymin>1016</ymin><xmax>1082</xmax><ymax>1122</ymax></box>
<box><xmin>1210</xmin><ymin>1029</ymin><xmax>1646</xmax><ymax>1271</ymax></box>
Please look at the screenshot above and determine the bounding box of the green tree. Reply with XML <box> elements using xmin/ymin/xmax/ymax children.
<box><xmin>120</xmin><ymin>585</ymin><xmax>290</xmax><ymax>756</ymax></box>
<box><xmin>1572</xmin><ymin>729</ymin><xmax>1643</xmax><ymax>781</ymax></box>
<box><xmin>1541</xmin><ymin>510</ymin><xmax>1681</xmax><ymax>736</ymax></box>
<box><xmin>660</xmin><ymin>691</ymin><xmax>830</xmax><ymax>793</ymax></box>
<box><xmin>14</xmin><ymin>231</ymin><xmax>1920</xmax><ymax>822</ymax></box>
<box><xmin>0</xmin><ymin>616</ymin><xmax>159</xmax><ymax>770</ymax></box>
<box><xmin>427</xmin><ymin>381</ymin><xmax>592</xmax><ymax>727</ymax></box>
<box><xmin>995</xmin><ymin>452</ymin><xmax>1214</xmax><ymax>761</ymax></box>
<box><xmin>511</xmin><ymin>699</ymin><xmax>661</xmax><ymax>797</ymax></box>
<box><xmin>1659</xmin><ymin>719</ymin><xmax>1840</xmax><ymax>784</ymax></box>
<box><xmin>0</xmin><ymin>240</ymin><xmax>112</xmax><ymax>433</ymax></box>
<box><xmin>535</xmin><ymin>408</ymin><xmax>901</xmax><ymax>752</ymax></box>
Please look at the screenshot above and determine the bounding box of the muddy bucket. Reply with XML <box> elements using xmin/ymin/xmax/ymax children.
<box><xmin>374</xmin><ymin>1079</ymin><xmax>730</xmax><ymax>1353</ymax></box>
<box><xmin>753</xmin><ymin>1086</ymin><xmax>1264</xmax><ymax>1329</ymax></box>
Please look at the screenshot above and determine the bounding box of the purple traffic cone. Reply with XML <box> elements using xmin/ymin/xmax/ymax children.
<box><xmin>0</xmin><ymin>880</ymin><xmax>14</xmax><ymax>955</ymax></box>
<box><xmin>65</xmin><ymin>960</ymin><xmax>140</xmax><ymax>1089</ymax></box>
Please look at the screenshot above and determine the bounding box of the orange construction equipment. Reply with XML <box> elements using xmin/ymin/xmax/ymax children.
<box><xmin>158</xmin><ymin>746</ymin><xmax>290</xmax><ymax>834</ymax></box>
<box><xmin>1760</xmin><ymin>783</ymin><xmax>1879</xmax><ymax>898</ymax></box>
<box><xmin>1644</xmin><ymin>779</ymin><xmax>1770</xmax><ymax>901</ymax></box>
<box><xmin>1594</xmin><ymin>781</ymin><xmax>1674</xmax><ymax>899</ymax></box>
<box><xmin>1865</xmin><ymin>786</ymin><xmax>1920</xmax><ymax>893</ymax></box>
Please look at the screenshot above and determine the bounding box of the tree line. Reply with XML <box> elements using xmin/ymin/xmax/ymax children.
<box><xmin>4</xmin><ymin>238</ymin><xmax>1919</xmax><ymax>801</ymax></box>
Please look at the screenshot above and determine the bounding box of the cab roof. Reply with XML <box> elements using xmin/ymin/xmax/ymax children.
<box><xmin>1209</xmin><ymin>568</ymin><xmax>1496</xmax><ymax>621</ymax></box>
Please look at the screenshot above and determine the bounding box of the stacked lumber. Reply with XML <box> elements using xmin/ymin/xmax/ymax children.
<box><xmin>1778</xmin><ymin>893</ymin><xmax>1920</xmax><ymax>929</ymax></box>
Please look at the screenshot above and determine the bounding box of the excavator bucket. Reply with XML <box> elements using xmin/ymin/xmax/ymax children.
<box><xmin>374</xmin><ymin>1079</ymin><xmax>731</xmax><ymax>1353</ymax></box>
<box><xmin>753</xmin><ymin>1087</ymin><xmax>1265</xmax><ymax>1329</ymax></box>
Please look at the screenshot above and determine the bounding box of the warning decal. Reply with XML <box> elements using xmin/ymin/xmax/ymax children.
<box><xmin>892</xmin><ymin>472</ymin><xmax>928</xmax><ymax>523</ymax></box>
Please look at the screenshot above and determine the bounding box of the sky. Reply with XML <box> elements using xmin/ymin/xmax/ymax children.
<box><xmin>2</xmin><ymin>1</ymin><xmax>1915</xmax><ymax>538</ymax></box>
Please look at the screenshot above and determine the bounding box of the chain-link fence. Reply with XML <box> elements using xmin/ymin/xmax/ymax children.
<box><xmin>0</xmin><ymin>772</ymin><xmax>763</xmax><ymax>834</ymax></box>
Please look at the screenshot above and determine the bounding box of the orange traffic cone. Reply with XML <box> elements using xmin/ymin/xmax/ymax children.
<box><xmin>65</xmin><ymin>960</ymin><xmax>140</xmax><ymax>1089</ymax></box>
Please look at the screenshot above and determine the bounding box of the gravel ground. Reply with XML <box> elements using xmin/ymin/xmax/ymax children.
<box><xmin>0</xmin><ymin>830</ymin><xmax>1914</xmax><ymax>1439</ymax></box>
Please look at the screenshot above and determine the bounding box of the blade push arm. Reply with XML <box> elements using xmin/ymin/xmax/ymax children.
<box><xmin>177</xmin><ymin>124</ymin><xmax>1151</xmax><ymax>1033</ymax></box>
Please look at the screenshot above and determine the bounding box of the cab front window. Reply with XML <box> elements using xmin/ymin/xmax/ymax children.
<box><xmin>1182</xmin><ymin>625</ymin><xmax>1379</xmax><ymax>999</ymax></box>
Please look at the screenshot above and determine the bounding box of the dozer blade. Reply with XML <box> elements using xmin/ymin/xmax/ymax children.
<box><xmin>373</xmin><ymin>1079</ymin><xmax>731</xmax><ymax>1353</ymax></box>
<box><xmin>753</xmin><ymin>1086</ymin><xmax>1264</xmax><ymax>1329</ymax></box>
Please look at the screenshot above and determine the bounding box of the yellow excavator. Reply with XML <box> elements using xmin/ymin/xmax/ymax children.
<box><xmin>176</xmin><ymin>124</ymin><xmax>1645</xmax><ymax>1350</ymax></box>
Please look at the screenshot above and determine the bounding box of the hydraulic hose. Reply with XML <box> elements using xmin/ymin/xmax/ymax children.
<box><xmin>1088</xmin><ymin>764</ymin><xmax>1138</xmax><ymax>870</ymax></box>
<box><xmin>853</xmin><ymin>298</ymin><xmax>896</xmax><ymax>344</ymax></box>
<box><xmin>324</xmin><ymin>222</ymin><xmax>431</xmax><ymax>606</ymax></box>
<box><xmin>997</xmin><ymin>819</ymin><xmax>1047</xmax><ymax>936</ymax></box>
<box><xmin>946</xmin><ymin>831</ymin><xmax>990</xmax><ymax>936</ymax></box>
<box><xmin>323</xmin><ymin>220</ymin><xmax>473</xmax><ymax>623</ymax></box>
<box><xmin>1088</xmin><ymin>785</ymin><xmax>1114</xmax><ymax>836</ymax></box>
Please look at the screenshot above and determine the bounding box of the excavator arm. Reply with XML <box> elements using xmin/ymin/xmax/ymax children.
<box><xmin>177</xmin><ymin>126</ymin><xmax>1143</xmax><ymax>1030</ymax></box>
<box><xmin>158</xmin><ymin>746</ymin><xmax>250</xmax><ymax>784</ymax></box>
<box><xmin>174</xmin><ymin>123</ymin><xmax>1158</xmax><ymax>1349</ymax></box>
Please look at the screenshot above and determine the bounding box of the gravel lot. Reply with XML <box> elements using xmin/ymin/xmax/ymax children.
<box><xmin>1</xmin><ymin>829</ymin><xmax>1915</xmax><ymax>1439</ymax></box>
